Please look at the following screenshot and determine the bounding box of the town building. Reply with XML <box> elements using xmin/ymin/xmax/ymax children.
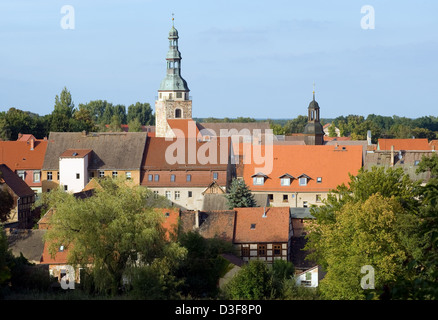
<box><xmin>0</xmin><ymin>134</ymin><xmax>48</xmax><ymax>195</ymax></box>
<box><xmin>41</xmin><ymin>131</ymin><xmax>148</xmax><ymax>192</ymax></box>
<box><xmin>0</xmin><ymin>164</ymin><xmax>36</xmax><ymax>228</ymax></box>
<box><xmin>140</xmin><ymin>136</ymin><xmax>235</xmax><ymax>210</ymax></box>
<box><xmin>242</xmin><ymin>144</ymin><xmax>363</xmax><ymax>208</ymax></box>
<box><xmin>232</xmin><ymin>207</ymin><xmax>291</xmax><ymax>264</ymax></box>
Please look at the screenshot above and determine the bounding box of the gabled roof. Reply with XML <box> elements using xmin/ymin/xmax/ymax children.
<box><xmin>59</xmin><ymin>149</ymin><xmax>92</xmax><ymax>158</ymax></box>
<box><xmin>141</xmin><ymin>136</ymin><xmax>230</xmax><ymax>172</ymax></box>
<box><xmin>180</xmin><ymin>210</ymin><xmax>236</xmax><ymax>241</ymax></box>
<box><xmin>279</xmin><ymin>173</ymin><xmax>295</xmax><ymax>179</ymax></box>
<box><xmin>243</xmin><ymin>144</ymin><xmax>363</xmax><ymax>192</ymax></box>
<box><xmin>0</xmin><ymin>140</ymin><xmax>48</xmax><ymax>170</ymax></box>
<box><xmin>233</xmin><ymin>207</ymin><xmax>290</xmax><ymax>243</ymax></box>
<box><xmin>377</xmin><ymin>138</ymin><xmax>430</xmax><ymax>151</ymax></box>
<box><xmin>42</xmin><ymin>132</ymin><xmax>148</xmax><ymax>170</ymax></box>
<box><xmin>0</xmin><ymin>164</ymin><xmax>35</xmax><ymax>197</ymax></box>
<box><xmin>167</xmin><ymin>119</ymin><xmax>203</xmax><ymax>138</ymax></box>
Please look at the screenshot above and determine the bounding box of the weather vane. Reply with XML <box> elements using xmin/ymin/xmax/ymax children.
<box><xmin>172</xmin><ymin>13</ymin><xmax>174</xmax><ymax>26</ymax></box>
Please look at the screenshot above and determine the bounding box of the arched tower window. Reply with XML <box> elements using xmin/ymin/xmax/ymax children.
<box><xmin>175</xmin><ymin>108</ymin><xmax>182</xmax><ymax>118</ymax></box>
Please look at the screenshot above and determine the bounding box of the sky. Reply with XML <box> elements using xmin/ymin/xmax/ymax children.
<box><xmin>0</xmin><ymin>0</ymin><xmax>437</xmax><ymax>119</ymax></box>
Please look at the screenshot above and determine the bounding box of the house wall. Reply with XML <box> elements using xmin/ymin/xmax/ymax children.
<box><xmin>147</xmin><ymin>186</ymin><xmax>212</xmax><ymax>211</ymax></box>
<box><xmin>295</xmin><ymin>267</ymin><xmax>320</xmax><ymax>288</ymax></box>
<box><xmin>59</xmin><ymin>156</ymin><xmax>88</xmax><ymax>193</ymax></box>
<box><xmin>253</xmin><ymin>191</ymin><xmax>327</xmax><ymax>208</ymax></box>
<box><xmin>42</xmin><ymin>169</ymin><xmax>141</xmax><ymax>192</ymax></box>
<box><xmin>233</xmin><ymin>243</ymin><xmax>288</xmax><ymax>263</ymax></box>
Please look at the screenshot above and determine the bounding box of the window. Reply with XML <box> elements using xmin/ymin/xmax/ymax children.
<box><xmin>283</xmin><ymin>194</ymin><xmax>288</xmax><ymax>202</ymax></box>
<box><xmin>57</xmin><ymin>172</ymin><xmax>60</xmax><ymax>180</ymax></box>
<box><xmin>414</xmin><ymin>160</ymin><xmax>420</xmax><ymax>166</ymax></box>
<box><xmin>299</xmin><ymin>177</ymin><xmax>307</xmax><ymax>186</ymax></box>
<box><xmin>175</xmin><ymin>108</ymin><xmax>181</xmax><ymax>118</ymax></box>
<box><xmin>253</xmin><ymin>177</ymin><xmax>264</xmax><ymax>185</ymax></box>
<box><xmin>148</xmin><ymin>174</ymin><xmax>153</xmax><ymax>182</ymax></box>
<box><xmin>250</xmin><ymin>223</ymin><xmax>256</xmax><ymax>230</ymax></box>
<box><xmin>316</xmin><ymin>194</ymin><xmax>322</xmax><ymax>203</ymax></box>
<box><xmin>59</xmin><ymin>245</ymin><xmax>64</xmax><ymax>252</ymax></box>
<box><xmin>273</xmin><ymin>244</ymin><xmax>281</xmax><ymax>256</ymax></box>
<box><xmin>317</xmin><ymin>177</ymin><xmax>322</xmax><ymax>183</ymax></box>
<box><xmin>47</xmin><ymin>172</ymin><xmax>53</xmax><ymax>181</ymax></box>
<box><xmin>89</xmin><ymin>171</ymin><xmax>95</xmax><ymax>178</ymax></box>
<box><xmin>174</xmin><ymin>191</ymin><xmax>180</xmax><ymax>200</ymax></box>
<box><xmin>303</xmin><ymin>201</ymin><xmax>308</xmax><ymax>208</ymax></box>
<box><xmin>258</xmin><ymin>244</ymin><xmax>266</xmax><ymax>257</ymax></box>
<box><xmin>76</xmin><ymin>173</ymin><xmax>80</xmax><ymax>179</ymax></box>
<box><xmin>64</xmin><ymin>185</ymin><xmax>68</xmax><ymax>191</ymax></box>
<box><xmin>154</xmin><ymin>174</ymin><xmax>159</xmax><ymax>182</ymax></box>
<box><xmin>165</xmin><ymin>191</ymin><xmax>171</xmax><ymax>199</ymax></box>
<box><xmin>99</xmin><ymin>171</ymin><xmax>105</xmax><ymax>178</ymax></box>
<box><xmin>112</xmin><ymin>171</ymin><xmax>118</xmax><ymax>178</ymax></box>
<box><xmin>268</xmin><ymin>194</ymin><xmax>274</xmax><ymax>201</ymax></box>
<box><xmin>213</xmin><ymin>172</ymin><xmax>218</xmax><ymax>180</ymax></box>
<box><xmin>171</xmin><ymin>174</ymin><xmax>176</xmax><ymax>182</ymax></box>
<box><xmin>17</xmin><ymin>171</ymin><xmax>25</xmax><ymax>180</ymax></box>
<box><xmin>281</xmin><ymin>178</ymin><xmax>290</xmax><ymax>186</ymax></box>
<box><xmin>176</xmin><ymin>92</ymin><xmax>182</xmax><ymax>98</ymax></box>
<box><xmin>186</xmin><ymin>174</ymin><xmax>191</xmax><ymax>182</ymax></box>
<box><xmin>188</xmin><ymin>191</ymin><xmax>192</xmax><ymax>198</ymax></box>
<box><xmin>153</xmin><ymin>190</ymin><xmax>159</xmax><ymax>199</ymax></box>
<box><xmin>241</xmin><ymin>247</ymin><xmax>250</xmax><ymax>257</ymax></box>
<box><xmin>126</xmin><ymin>172</ymin><xmax>131</xmax><ymax>180</ymax></box>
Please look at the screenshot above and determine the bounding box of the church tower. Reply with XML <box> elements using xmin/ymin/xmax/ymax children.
<box><xmin>155</xmin><ymin>18</ymin><xmax>192</xmax><ymax>138</ymax></box>
<box><xmin>303</xmin><ymin>87</ymin><xmax>324</xmax><ymax>145</ymax></box>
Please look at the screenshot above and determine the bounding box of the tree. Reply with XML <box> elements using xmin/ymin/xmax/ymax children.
<box><xmin>127</xmin><ymin>102</ymin><xmax>154</xmax><ymax>125</ymax></box>
<box><xmin>128</xmin><ymin>118</ymin><xmax>142</xmax><ymax>132</ymax></box>
<box><xmin>224</xmin><ymin>260</ymin><xmax>273</xmax><ymax>299</ymax></box>
<box><xmin>313</xmin><ymin>194</ymin><xmax>415</xmax><ymax>299</ymax></box>
<box><xmin>284</xmin><ymin>115</ymin><xmax>308</xmax><ymax>134</ymax></box>
<box><xmin>177</xmin><ymin>231</ymin><xmax>234</xmax><ymax>298</ymax></box>
<box><xmin>225</xmin><ymin>178</ymin><xmax>256</xmax><ymax>209</ymax></box>
<box><xmin>305</xmin><ymin>166</ymin><xmax>423</xmax><ymax>299</ymax></box>
<box><xmin>41</xmin><ymin>178</ymin><xmax>186</xmax><ymax>296</ymax></box>
<box><xmin>328</xmin><ymin>123</ymin><xmax>337</xmax><ymax>137</ymax></box>
<box><xmin>0</xmin><ymin>171</ymin><xmax>14</xmax><ymax>222</ymax></box>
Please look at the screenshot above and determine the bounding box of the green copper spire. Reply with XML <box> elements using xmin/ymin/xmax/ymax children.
<box><xmin>159</xmin><ymin>17</ymin><xmax>190</xmax><ymax>93</ymax></box>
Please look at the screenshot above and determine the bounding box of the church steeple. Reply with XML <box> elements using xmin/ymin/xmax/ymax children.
<box><xmin>158</xmin><ymin>16</ymin><xmax>190</xmax><ymax>100</ymax></box>
<box><xmin>303</xmin><ymin>85</ymin><xmax>324</xmax><ymax>145</ymax></box>
<box><xmin>155</xmin><ymin>17</ymin><xmax>193</xmax><ymax>138</ymax></box>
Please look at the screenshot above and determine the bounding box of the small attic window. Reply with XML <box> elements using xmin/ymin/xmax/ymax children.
<box><xmin>59</xmin><ymin>245</ymin><xmax>64</xmax><ymax>252</ymax></box>
<box><xmin>72</xmin><ymin>152</ymin><xmax>78</xmax><ymax>156</ymax></box>
<box><xmin>250</xmin><ymin>224</ymin><xmax>256</xmax><ymax>230</ymax></box>
<box><xmin>317</xmin><ymin>177</ymin><xmax>322</xmax><ymax>183</ymax></box>
<box><xmin>165</xmin><ymin>212</ymin><xmax>170</xmax><ymax>218</ymax></box>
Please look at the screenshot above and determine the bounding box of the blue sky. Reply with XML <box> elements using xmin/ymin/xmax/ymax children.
<box><xmin>0</xmin><ymin>0</ymin><xmax>437</xmax><ymax>119</ymax></box>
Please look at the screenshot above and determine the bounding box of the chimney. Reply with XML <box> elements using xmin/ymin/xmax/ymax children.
<box><xmin>391</xmin><ymin>145</ymin><xmax>394</xmax><ymax>167</ymax></box>
<box><xmin>262</xmin><ymin>207</ymin><xmax>267</xmax><ymax>218</ymax></box>
<box><xmin>194</xmin><ymin>210</ymin><xmax>200</xmax><ymax>229</ymax></box>
<box><xmin>367</xmin><ymin>130</ymin><xmax>372</xmax><ymax>145</ymax></box>
<box><xmin>82</xmin><ymin>130</ymin><xmax>87</xmax><ymax>137</ymax></box>
<box><xmin>30</xmin><ymin>138</ymin><xmax>34</xmax><ymax>151</ymax></box>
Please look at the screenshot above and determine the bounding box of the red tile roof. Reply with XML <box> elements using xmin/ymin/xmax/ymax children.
<box><xmin>429</xmin><ymin>140</ymin><xmax>438</xmax><ymax>151</ymax></box>
<box><xmin>0</xmin><ymin>140</ymin><xmax>47</xmax><ymax>170</ymax></box>
<box><xmin>59</xmin><ymin>149</ymin><xmax>92</xmax><ymax>158</ymax></box>
<box><xmin>377</xmin><ymin>138</ymin><xmax>430</xmax><ymax>151</ymax></box>
<box><xmin>233</xmin><ymin>207</ymin><xmax>290</xmax><ymax>243</ymax></box>
<box><xmin>167</xmin><ymin>119</ymin><xmax>203</xmax><ymax>138</ymax></box>
<box><xmin>242</xmin><ymin>144</ymin><xmax>363</xmax><ymax>192</ymax></box>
